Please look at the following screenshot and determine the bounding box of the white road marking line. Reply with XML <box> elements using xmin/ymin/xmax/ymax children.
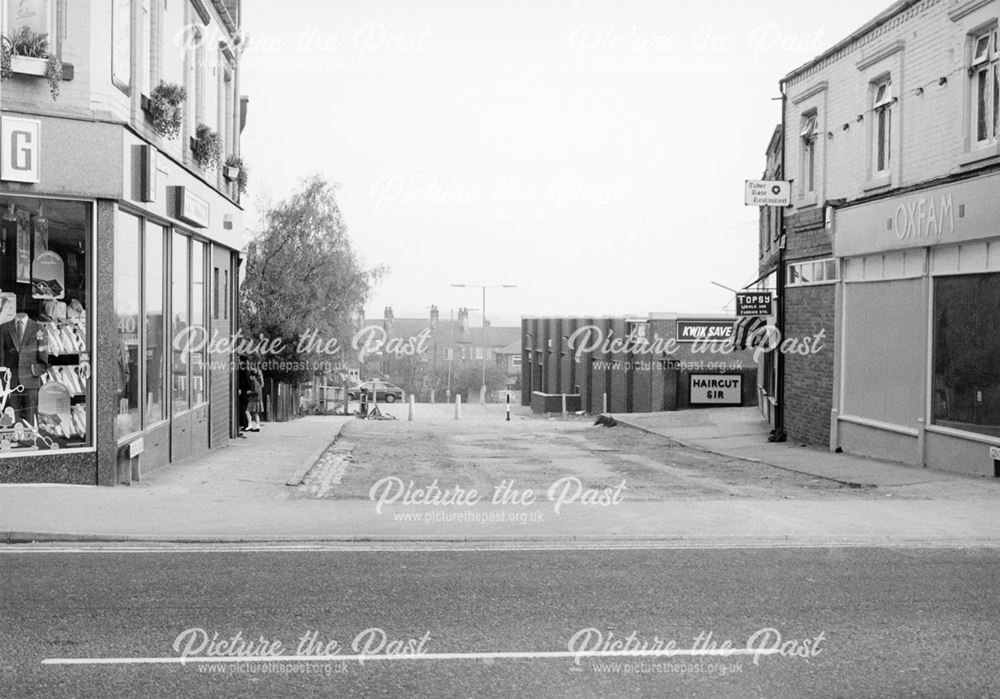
<box><xmin>42</xmin><ymin>648</ymin><xmax>777</xmax><ymax>666</ymax></box>
<box><xmin>3</xmin><ymin>541</ymin><xmax>999</xmax><ymax>554</ymax></box>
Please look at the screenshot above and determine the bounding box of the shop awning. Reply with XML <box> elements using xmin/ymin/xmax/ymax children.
<box><xmin>732</xmin><ymin>316</ymin><xmax>770</xmax><ymax>350</ymax></box>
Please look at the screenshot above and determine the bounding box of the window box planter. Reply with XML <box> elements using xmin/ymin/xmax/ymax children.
<box><xmin>10</xmin><ymin>54</ymin><xmax>45</xmax><ymax>76</ymax></box>
<box><xmin>1</xmin><ymin>27</ymin><xmax>70</xmax><ymax>99</ymax></box>
<box><xmin>8</xmin><ymin>55</ymin><xmax>71</xmax><ymax>80</ymax></box>
<box><xmin>224</xmin><ymin>165</ymin><xmax>240</xmax><ymax>180</ymax></box>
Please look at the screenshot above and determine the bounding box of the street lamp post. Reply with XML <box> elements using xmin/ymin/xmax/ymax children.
<box><xmin>451</xmin><ymin>284</ymin><xmax>517</xmax><ymax>404</ymax></box>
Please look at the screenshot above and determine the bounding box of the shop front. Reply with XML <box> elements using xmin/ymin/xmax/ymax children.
<box><xmin>0</xmin><ymin>114</ymin><xmax>242</xmax><ymax>485</ymax></box>
<box><xmin>832</xmin><ymin>169</ymin><xmax>1000</xmax><ymax>477</ymax></box>
<box><xmin>522</xmin><ymin>314</ymin><xmax>758</xmax><ymax>414</ymax></box>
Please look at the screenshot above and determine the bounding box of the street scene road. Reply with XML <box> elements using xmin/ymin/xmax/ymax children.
<box><xmin>310</xmin><ymin>408</ymin><xmax>864</xmax><ymax>502</ymax></box>
<box><xmin>5</xmin><ymin>2</ymin><xmax>1000</xmax><ymax>696</ymax></box>
<box><xmin>3</xmin><ymin>408</ymin><xmax>998</xmax><ymax>544</ymax></box>
<box><xmin>4</xmin><ymin>407</ymin><xmax>1000</xmax><ymax>696</ymax></box>
<box><xmin>3</xmin><ymin>546</ymin><xmax>999</xmax><ymax>698</ymax></box>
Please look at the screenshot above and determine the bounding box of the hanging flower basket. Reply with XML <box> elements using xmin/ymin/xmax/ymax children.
<box><xmin>223</xmin><ymin>155</ymin><xmax>249</xmax><ymax>194</ymax></box>
<box><xmin>191</xmin><ymin>123</ymin><xmax>222</xmax><ymax>170</ymax></box>
<box><xmin>143</xmin><ymin>82</ymin><xmax>187</xmax><ymax>139</ymax></box>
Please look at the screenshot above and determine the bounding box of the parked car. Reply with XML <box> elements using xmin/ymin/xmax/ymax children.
<box><xmin>347</xmin><ymin>380</ymin><xmax>404</xmax><ymax>403</ymax></box>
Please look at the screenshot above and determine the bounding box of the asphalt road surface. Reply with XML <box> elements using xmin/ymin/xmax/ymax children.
<box><xmin>303</xmin><ymin>411</ymin><xmax>875</xmax><ymax>502</ymax></box>
<box><xmin>3</xmin><ymin>544</ymin><xmax>999</xmax><ymax>697</ymax></box>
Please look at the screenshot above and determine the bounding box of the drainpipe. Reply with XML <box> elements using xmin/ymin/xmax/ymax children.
<box><xmin>771</xmin><ymin>79</ymin><xmax>788</xmax><ymax>443</ymax></box>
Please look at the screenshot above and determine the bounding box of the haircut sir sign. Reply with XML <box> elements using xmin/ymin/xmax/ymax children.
<box><xmin>690</xmin><ymin>374</ymin><xmax>742</xmax><ymax>405</ymax></box>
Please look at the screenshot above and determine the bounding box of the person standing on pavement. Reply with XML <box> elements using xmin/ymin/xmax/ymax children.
<box><xmin>246</xmin><ymin>365</ymin><xmax>264</xmax><ymax>431</ymax></box>
<box><xmin>237</xmin><ymin>356</ymin><xmax>252</xmax><ymax>434</ymax></box>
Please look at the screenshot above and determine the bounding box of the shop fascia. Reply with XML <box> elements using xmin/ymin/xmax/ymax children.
<box><xmin>834</xmin><ymin>170</ymin><xmax>1000</xmax><ymax>256</ymax></box>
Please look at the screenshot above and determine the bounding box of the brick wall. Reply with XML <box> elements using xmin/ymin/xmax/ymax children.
<box><xmin>785</xmin><ymin>209</ymin><xmax>832</xmax><ymax>261</ymax></box>
<box><xmin>784</xmin><ymin>284</ymin><xmax>836</xmax><ymax>446</ymax></box>
<box><xmin>783</xmin><ymin>0</ymin><xmax>999</xmax><ymax>211</ymax></box>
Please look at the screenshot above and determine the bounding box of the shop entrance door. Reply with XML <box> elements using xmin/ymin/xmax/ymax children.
<box><xmin>208</xmin><ymin>245</ymin><xmax>235</xmax><ymax>447</ymax></box>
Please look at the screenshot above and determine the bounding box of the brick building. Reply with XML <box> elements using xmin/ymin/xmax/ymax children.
<box><xmin>368</xmin><ymin>306</ymin><xmax>521</xmax><ymax>401</ymax></box>
<box><xmin>522</xmin><ymin>314</ymin><xmax>758</xmax><ymax>414</ymax></box>
<box><xmin>0</xmin><ymin>1</ymin><xmax>248</xmax><ymax>484</ymax></box>
<box><xmin>772</xmin><ymin>0</ymin><xmax>1000</xmax><ymax>476</ymax></box>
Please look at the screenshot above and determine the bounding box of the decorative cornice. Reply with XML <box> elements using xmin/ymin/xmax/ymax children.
<box><xmin>791</xmin><ymin>81</ymin><xmax>828</xmax><ymax>105</ymax></box>
<box><xmin>784</xmin><ymin>0</ymin><xmax>932</xmax><ymax>88</ymax></box>
<box><xmin>856</xmin><ymin>39</ymin><xmax>905</xmax><ymax>70</ymax></box>
<box><xmin>948</xmin><ymin>0</ymin><xmax>996</xmax><ymax>22</ymax></box>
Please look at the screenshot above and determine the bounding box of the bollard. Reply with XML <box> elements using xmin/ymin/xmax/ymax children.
<box><xmin>408</xmin><ymin>394</ymin><xmax>414</xmax><ymax>421</ymax></box>
<box><xmin>430</xmin><ymin>390</ymin><xmax>435</xmax><ymax>404</ymax></box>
<box><xmin>455</xmin><ymin>394</ymin><xmax>462</xmax><ymax>420</ymax></box>
<box><xmin>602</xmin><ymin>392</ymin><xmax>608</xmax><ymax>414</ymax></box>
<box><xmin>506</xmin><ymin>393</ymin><xmax>511</xmax><ymax>422</ymax></box>
<box><xmin>561</xmin><ymin>393</ymin><xmax>567</xmax><ymax>417</ymax></box>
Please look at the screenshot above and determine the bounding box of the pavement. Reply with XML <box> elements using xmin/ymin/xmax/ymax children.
<box><xmin>605</xmin><ymin>407</ymin><xmax>955</xmax><ymax>489</ymax></box>
<box><xmin>1</xmin><ymin>405</ymin><xmax>998</xmax><ymax>545</ymax></box>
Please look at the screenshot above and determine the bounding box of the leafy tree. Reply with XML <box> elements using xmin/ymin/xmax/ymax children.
<box><xmin>240</xmin><ymin>176</ymin><xmax>384</xmax><ymax>382</ymax></box>
<box><xmin>444</xmin><ymin>363</ymin><xmax>509</xmax><ymax>402</ymax></box>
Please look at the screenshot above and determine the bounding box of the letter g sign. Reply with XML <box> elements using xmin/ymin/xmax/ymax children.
<box><xmin>1</xmin><ymin>116</ymin><xmax>40</xmax><ymax>183</ymax></box>
<box><xmin>12</xmin><ymin>131</ymin><xmax>33</xmax><ymax>170</ymax></box>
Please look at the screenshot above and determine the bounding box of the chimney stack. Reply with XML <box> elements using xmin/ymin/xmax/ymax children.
<box><xmin>429</xmin><ymin>305</ymin><xmax>439</xmax><ymax>329</ymax></box>
<box><xmin>458</xmin><ymin>307</ymin><xmax>469</xmax><ymax>333</ymax></box>
<box><xmin>383</xmin><ymin>306</ymin><xmax>394</xmax><ymax>331</ymax></box>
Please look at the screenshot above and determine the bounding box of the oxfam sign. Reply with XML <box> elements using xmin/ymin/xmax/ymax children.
<box><xmin>893</xmin><ymin>194</ymin><xmax>954</xmax><ymax>241</ymax></box>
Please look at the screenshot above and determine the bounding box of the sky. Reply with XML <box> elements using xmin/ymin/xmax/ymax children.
<box><xmin>239</xmin><ymin>1</ymin><xmax>886</xmax><ymax>326</ymax></box>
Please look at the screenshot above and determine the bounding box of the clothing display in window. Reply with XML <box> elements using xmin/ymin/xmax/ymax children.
<box><xmin>0</xmin><ymin>198</ymin><xmax>91</xmax><ymax>451</ymax></box>
<box><xmin>0</xmin><ymin>314</ymin><xmax>47</xmax><ymax>421</ymax></box>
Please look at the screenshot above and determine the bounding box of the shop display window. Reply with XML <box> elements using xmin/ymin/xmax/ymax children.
<box><xmin>933</xmin><ymin>273</ymin><xmax>1000</xmax><ymax>438</ymax></box>
<box><xmin>190</xmin><ymin>240</ymin><xmax>206</xmax><ymax>405</ymax></box>
<box><xmin>114</xmin><ymin>213</ymin><xmax>141</xmax><ymax>439</ymax></box>
<box><xmin>145</xmin><ymin>224</ymin><xmax>166</xmax><ymax>426</ymax></box>
<box><xmin>0</xmin><ymin>196</ymin><xmax>91</xmax><ymax>452</ymax></box>
<box><xmin>171</xmin><ymin>232</ymin><xmax>189</xmax><ymax>415</ymax></box>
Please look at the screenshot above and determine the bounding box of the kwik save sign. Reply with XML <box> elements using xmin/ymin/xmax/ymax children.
<box><xmin>676</xmin><ymin>320</ymin><xmax>734</xmax><ymax>343</ymax></box>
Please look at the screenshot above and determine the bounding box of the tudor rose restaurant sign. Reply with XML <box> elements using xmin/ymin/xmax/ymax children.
<box><xmin>745</xmin><ymin>180</ymin><xmax>790</xmax><ymax>207</ymax></box>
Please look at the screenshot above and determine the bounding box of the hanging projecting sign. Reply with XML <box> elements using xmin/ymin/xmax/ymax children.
<box><xmin>745</xmin><ymin>179</ymin><xmax>790</xmax><ymax>207</ymax></box>
<box><xmin>172</xmin><ymin>186</ymin><xmax>210</xmax><ymax>227</ymax></box>
<box><xmin>1</xmin><ymin>116</ymin><xmax>41</xmax><ymax>183</ymax></box>
<box><xmin>676</xmin><ymin>320</ymin><xmax>734</xmax><ymax>342</ymax></box>
<box><xmin>736</xmin><ymin>291</ymin><xmax>773</xmax><ymax>316</ymax></box>
<box><xmin>136</xmin><ymin>144</ymin><xmax>157</xmax><ymax>203</ymax></box>
<box><xmin>690</xmin><ymin>374</ymin><xmax>742</xmax><ymax>405</ymax></box>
